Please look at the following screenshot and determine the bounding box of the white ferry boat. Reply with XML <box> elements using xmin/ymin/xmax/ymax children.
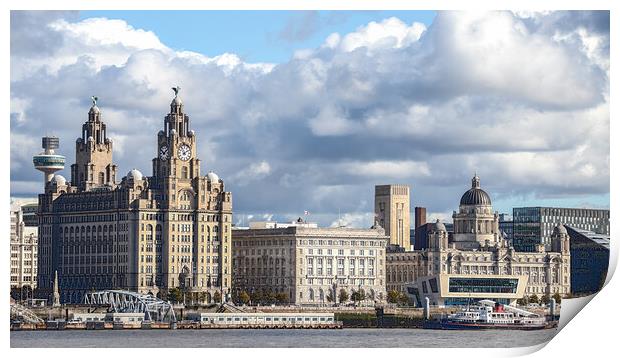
<box><xmin>438</xmin><ymin>300</ymin><xmax>550</xmax><ymax>330</ymax></box>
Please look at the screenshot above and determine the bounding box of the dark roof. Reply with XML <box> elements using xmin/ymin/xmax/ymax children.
<box><xmin>460</xmin><ymin>174</ymin><xmax>492</xmax><ymax>206</ymax></box>
<box><xmin>460</xmin><ymin>188</ymin><xmax>492</xmax><ymax>205</ymax></box>
<box><xmin>565</xmin><ymin>226</ymin><xmax>610</xmax><ymax>250</ymax></box>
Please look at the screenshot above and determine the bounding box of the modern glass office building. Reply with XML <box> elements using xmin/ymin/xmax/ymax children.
<box><xmin>566</xmin><ymin>226</ymin><xmax>609</xmax><ymax>296</ymax></box>
<box><xmin>498</xmin><ymin>213</ymin><xmax>513</xmax><ymax>242</ymax></box>
<box><xmin>513</xmin><ymin>207</ymin><xmax>609</xmax><ymax>252</ymax></box>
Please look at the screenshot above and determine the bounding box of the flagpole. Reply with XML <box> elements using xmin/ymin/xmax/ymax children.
<box><xmin>338</xmin><ymin>208</ymin><xmax>341</xmax><ymax>227</ymax></box>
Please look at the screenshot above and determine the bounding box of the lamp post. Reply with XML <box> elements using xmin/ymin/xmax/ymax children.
<box><xmin>332</xmin><ymin>275</ymin><xmax>338</xmax><ymax>307</ymax></box>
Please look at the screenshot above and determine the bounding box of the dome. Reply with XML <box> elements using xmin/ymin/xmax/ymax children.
<box><xmin>206</xmin><ymin>171</ymin><xmax>219</xmax><ymax>182</ymax></box>
<box><xmin>51</xmin><ymin>174</ymin><xmax>66</xmax><ymax>186</ymax></box>
<box><xmin>188</xmin><ymin>130</ymin><xmax>195</xmax><ymax>136</ymax></box>
<box><xmin>553</xmin><ymin>224</ymin><xmax>568</xmax><ymax>236</ymax></box>
<box><xmin>87</xmin><ymin>136</ymin><xmax>94</xmax><ymax>142</ymax></box>
<box><xmin>127</xmin><ymin>169</ymin><xmax>143</xmax><ymax>181</ymax></box>
<box><xmin>89</xmin><ymin>105</ymin><xmax>100</xmax><ymax>114</ymax></box>
<box><xmin>171</xmin><ymin>96</ymin><xmax>183</xmax><ymax>106</ymax></box>
<box><xmin>433</xmin><ymin>219</ymin><xmax>446</xmax><ymax>232</ymax></box>
<box><xmin>459</xmin><ymin>174</ymin><xmax>492</xmax><ymax>206</ymax></box>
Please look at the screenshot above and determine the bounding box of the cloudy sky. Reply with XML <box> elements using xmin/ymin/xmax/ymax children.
<box><xmin>10</xmin><ymin>10</ymin><xmax>610</xmax><ymax>228</ymax></box>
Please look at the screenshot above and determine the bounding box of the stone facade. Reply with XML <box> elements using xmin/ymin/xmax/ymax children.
<box><xmin>386</xmin><ymin>175</ymin><xmax>571</xmax><ymax>304</ymax></box>
<box><xmin>70</xmin><ymin>103</ymin><xmax>118</xmax><ymax>192</ymax></box>
<box><xmin>385</xmin><ymin>250</ymin><xmax>426</xmax><ymax>293</ymax></box>
<box><xmin>232</xmin><ymin>226</ymin><xmax>389</xmax><ymax>305</ymax></box>
<box><xmin>375</xmin><ymin>184</ymin><xmax>411</xmax><ymax>250</ymax></box>
<box><xmin>37</xmin><ymin>90</ymin><xmax>232</xmax><ymax>304</ymax></box>
<box><xmin>10</xmin><ymin>203</ymin><xmax>38</xmax><ymax>291</ymax></box>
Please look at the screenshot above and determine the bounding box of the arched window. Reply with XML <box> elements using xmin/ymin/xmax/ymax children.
<box><xmin>98</xmin><ymin>172</ymin><xmax>105</xmax><ymax>184</ymax></box>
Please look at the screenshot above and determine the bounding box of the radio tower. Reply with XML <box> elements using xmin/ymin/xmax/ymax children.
<box><xmin>33</xmin><ymin>136</ymin><xmax>66</xmax><ymax>186</ymax></box>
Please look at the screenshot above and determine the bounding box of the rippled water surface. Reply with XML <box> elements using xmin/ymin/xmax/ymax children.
<box><xmin>11</xmin><ymin>328</ymin><xmax>559</xmax><ymax>348</ymax></box>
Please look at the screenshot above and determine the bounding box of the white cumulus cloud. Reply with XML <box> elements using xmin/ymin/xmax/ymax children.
<box><xmin>10</xmin><ymin>11</ymin><xmax>609</xmax><ymax>227</ymax></box>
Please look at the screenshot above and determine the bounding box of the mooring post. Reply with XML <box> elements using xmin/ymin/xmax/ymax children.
<box><xmin>423</xmin><ymin>297</ymin><xmax>430</xmax><ymax>320</ymax></box>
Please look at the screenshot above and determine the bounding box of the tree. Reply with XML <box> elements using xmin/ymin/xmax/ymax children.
<box><xmin>250</xmin><ymin>291</ymin><xmax>263</xmax><ymax>305</ymax></box>
<box><xmin>275</xmin><ymin>292</ymin><xmax>288</xmax><ymax>305</ymax></box>
<box><xmin>198</xmin><ymin>292</ymin><xmax>207</xmax><ymax>304</ymax></box>
<box><xmin>387</xmin><ymin>290</ymin><xmax>401</xmax><ymax>304</ymax></box>
<box><xmin>529</xmin><ymin>294</ymin><xmax>539</xmax><ymax>304</ymax></box>
<box><xmin>552</xmin><ymin>292</ymin><xmax>562</xmax><ymax>304</ymax></box>
<box><xmin>338</xmin><ymin>288</ymin><xmax>349</xmax><ymax>304</ymax></box>
<box><xmin>350</xmin><ymin>289</ymin><xmax>367</xmax><ymax>306</ymax></box>
<box><xmin>265</xmin><ymin>291</ymin><xmax>277</xmax><ymax>304</ymax></box>
<box><xmin>167</xmin><ymin>288</ymin><xmax>182</xmax><ymax>303</ymax></box>
<box><xmin>351</xmin><ymin>290</ymin><xmax>359</xmax><ymax>303</ymax></box>
<box><xmin>20</xmin><ymin>285</ymin><xmax>33</xmax><ymax>301</ymax></box>
<box><xmin>238</xmin><ymin>291</ymin><xmax>250</xmax><ymax>305</ymax></box>
<box><xmin>213</xmin><ymin>290</ymin><xmax>222</xmax><ymax>303</ymax></box>
<box><xmin>516</xmin><ymin>297</ymin><xmax>528</xmax><ymax>306</ymax></box>
<box><xmin>358</xmin><ymin>289</ymin><xmax>366</xmax><ymax>302</ymax></box>
<box><xmin>326</xmin><ymin>289</ymin><xmax>334</xmax><ymax>303</ymax></box>
<box><xmin>397</xmin><ymin>292</ymin><xmax>410</xmax><ymax>306</ymax></box>
<box><xmin>541</xmin><ymin>294</ymin><xmax>551</xmax><ymax>305</ymax></box>
<box><xmin>10</xmin><ymin>288</ymin><xmax>21</xmax><ymax>301</ymax></box>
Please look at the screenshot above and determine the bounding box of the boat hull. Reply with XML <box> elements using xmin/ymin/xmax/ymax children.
<box><xmin>432</xmin><ymin>319</ymin><xmax>554</xmax><ymax>331</ymax></box>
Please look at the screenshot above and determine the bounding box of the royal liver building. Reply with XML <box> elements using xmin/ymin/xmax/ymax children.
<box><xmin>37</xmin><ymin>88</ymin><xmax>233</xmax><ymax>303</ymax></box>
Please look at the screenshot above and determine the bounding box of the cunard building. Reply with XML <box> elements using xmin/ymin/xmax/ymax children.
<box><xmin>37</xmin><ymin>88</ymin><xmax>233</xmax><ymax>304</ymax></box>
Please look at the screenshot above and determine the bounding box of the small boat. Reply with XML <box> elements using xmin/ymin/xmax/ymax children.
<box><xmin>436</xmin><ymin>299</ymin><xmax>550</xmax><ymax>330</ymax></box>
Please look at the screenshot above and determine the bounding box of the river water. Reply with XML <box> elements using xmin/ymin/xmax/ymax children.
<box><xmin>10</xmin><ymin>328</ymin><xmax>559</xmax><ymax>348</ymax></box>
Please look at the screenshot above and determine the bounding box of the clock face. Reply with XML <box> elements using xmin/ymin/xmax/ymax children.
<box><xmin>178</xmin><ymin>144</ymin><xmax>191</xmax><ymax>161</ymax></box>
<box><xmin>159</xmin><ymin>145</ymin><xmax>169</xmax><ymax>161</ymax></box>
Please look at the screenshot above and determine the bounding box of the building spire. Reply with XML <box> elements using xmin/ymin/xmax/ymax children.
<box><xmin>52</xmin><ymin>270</ymin><xmax>60</xmax><ymax>307</ymax></box>
<box><xmin>170</xmin><ymin>86</ymin><xmax>183</xmax><ymax>114</ymax></box>
<box><xmin>88</xmin><ymin>95</ymin><xmax>101</xmax><ymax>120</ymax></box>
<box><xmin>472</xmin><ymin>173</ymin><xmax>480</xmax><ymax>189</ymax></box>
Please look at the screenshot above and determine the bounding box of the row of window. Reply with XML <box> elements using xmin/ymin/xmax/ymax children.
<box><xmin>300</xmin><ymin>239</ymin><xmax>384</xmax><ymax>247</ymax></box>
<box><xmin>307</xmin><ymin>248</ymin><xmax>376</xmax><ymax>256</ymax></box>
<box><xmin>11</xmin><ymin>275</ymin><xmax>36</xmax><ymax>282</ymax></box>
<box><xmin>11</xmin><ymin>268</ymin><xmax>37</xmax><ymax>274</ymax></box>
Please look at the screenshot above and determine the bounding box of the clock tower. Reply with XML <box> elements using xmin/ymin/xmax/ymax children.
<box><xmin>150</xmin><ymin>87</ymin><xmax>233</xmax><ymax>300</ymax></box>
<box><xmin>71</xmin><ymin>96</ymin><xmax>118</xmax><ymax>191</ymax></box>
<box><xmin>153</xmin><ymin>86</ymin><xmax>201</xmax><ymax>186</ymax></box>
